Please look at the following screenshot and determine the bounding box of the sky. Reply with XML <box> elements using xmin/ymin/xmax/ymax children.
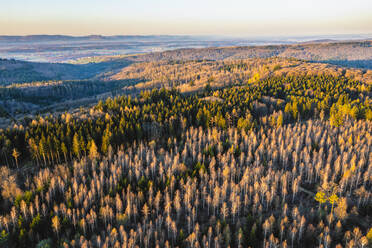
<box><xmin>1</xmin><ymin>0</ymin><xmax>372</xmax><ymax>36</ymax></box>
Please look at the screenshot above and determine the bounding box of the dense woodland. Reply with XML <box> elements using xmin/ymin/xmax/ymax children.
<box><xmin>109</xmin><ymin>58</ymin><xmax>372</xmax><ymax>91</ymax></box>
<box><xmin>0</xmin><ymin>73</ymin><xmax>371</xmax><ymax>247</ymax></box>
<box><xmin>122</xmin><ymin>40</ymin><xmax>372</xmax><ymax>68</ymax></box>
<box><xmin>0</xmin><ymin>58</ymin><xmax>129</xmax><ymax>86</ymax></box>
<box><xmin>0</xmin><ymin>80</ymin><xmax>134</xmax><ymax>105</ymax></box>
<box><xmin>1</xmin><ymin>55</ymin><xmax>371</xmax><ymax>124</ymax></box>
<box><xmin>1</xmin><ymin>74</ymin><xmax>371</xmax><ymax>166</ymax></box>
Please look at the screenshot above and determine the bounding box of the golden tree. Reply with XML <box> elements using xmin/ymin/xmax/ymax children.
<box><xmin>334</xmin><ymin>197</ymin><xmax>348</xmax><ymax>221</ymax></box>
<box><xmin>315</xmin><ymin>182</ymin><xmax>340</xmax><ymax>224</ymax></box>
<box><xmin>366</xmin><ymin>228</ymin><xmax>372</xmax><ymax>246</ymax></box>
<box><xmin>89</xmin><ymin>140</ymin><xmax>98</xmax><ymax>160</ymax></box>
<box><xmin>328</xmin><ymin>194</ymin><xmax>339</xmax><ymax>223</ymax></box>
<box><xmin>12</xmin><ymin>148</ymin><xmax>20</xmax><ymax>169</ymax></box>
<box><xmin>314</xmin><ymin>192</ymin><xmax>327</xmax><ymax>208</ymax></box>
<box><xmin>52</xmin><ymin>215</ymin><xmax>60</xmax><ymax>238</ymax></box>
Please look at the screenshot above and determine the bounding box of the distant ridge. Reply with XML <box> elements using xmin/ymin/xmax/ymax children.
<box><xmin>301</xmin><ymin>39</ymin><xmax>336</xmax><ymax>43</ymax></box>
<box><xmin>1</xmin><ymin>34</ymin><xmax>371</xmax><ymax>43</ymax></box>
<box><xmin>0</xmin><ymin>35</ymin><xmax>196</xmax><ymax>42</ymax></box>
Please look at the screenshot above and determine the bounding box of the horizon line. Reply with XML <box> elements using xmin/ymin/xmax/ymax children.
<box><xmin>1</xmin><ymin>33</ymin><xmax>372</xmax><ymax>37</ymax></box>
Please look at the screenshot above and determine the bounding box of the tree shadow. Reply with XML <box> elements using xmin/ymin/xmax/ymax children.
<box><xmin>319</xmin><ymin>59</ymin><xmax>372</xmax><ymax>70</ymax></box>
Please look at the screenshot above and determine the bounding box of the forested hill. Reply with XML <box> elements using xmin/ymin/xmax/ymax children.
<box><xmin>1</xmin><ymin>35</ymin><xmax>372</xmax><ymax>248</ymax></box>
<box><xmin>0</xmin><ymin>74</ymin><xmax>371</xmax><ymax>247</ymax></box>
<box><xmin>0</xmin><ymin>58</ymin><xmax>131</xmax><ymax>85</ymax></box>
<box><xmin>121</xmin><ymin>40</ymin><xmax>372</xmax><ymax>68</ymax></box>
<box><xmin>1</xmin><ymin>40</ymin><xmax>371</xmax><ymax>86</ymax></box>
<box><xmin>1</xmin><ymin>57</ymin><xmax>371</xmax><ymax>129</ymax></box>
<box><xmin>1</xmin><ymin>74</ymin><xmax>370</xmax><ymax>167</ymax></box>
<box><xmin>108</xmin><ymin>58</ymin><xmax>372</xmax><ymax>92</ymax></box>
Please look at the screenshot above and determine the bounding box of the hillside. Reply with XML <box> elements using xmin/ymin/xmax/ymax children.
<box><xmin>0</xmin><ymin>58</ymin><xmax>131</xmax><ymax>85</ymax></box>
<box><xmin>118</xmin><ymin>40</ymin><xmax>372</xmax><ymax>69</ymax></box>
<box><xmin>1</xmin><ymin>39</ymin><xmax>371</xmax><ymax>86</ymax></box>
<box><xmin>0</xmin><ymin>59</ymin><xmax>88</xmax><ymax>85</ymax></box>
<box><xmin>0</xmin><ymin>74</ymin><xmax>371</xmax><ymax>247</ymax></box>
<box><xmin>1</xmin><ymin>55</ymin><xmax>371</xmax><ymax>129</ymax></box>
<box><xmin>0</xmin><ymin>38</ymin><xmax>371</xmax><ymax>247</ymax></box>
<box><xmin>108</xmin><ymin>58</ymin><xmax>372</xmax><ymax>93</ymax></box>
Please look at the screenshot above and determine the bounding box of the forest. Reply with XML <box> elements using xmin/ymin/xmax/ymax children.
<box><xmin>108</xmin><ymin>58</ymin><xmax>372</xmax><ymax>92</ymax></box>
<box><xmin>1</xmin><ymin>57</ymin><xmax>371</xmax><ymax>130</ymax></box>
<box><xmin>0</xmin><ymin>71</ymin><xmax>371</xmax><ymax>247</ymax></box>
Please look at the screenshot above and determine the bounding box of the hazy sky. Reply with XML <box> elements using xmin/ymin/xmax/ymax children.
<box><xmin>1</xmin><ymin>0</ymin><xmax>372</xmax><ymax>36</ymax></box>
